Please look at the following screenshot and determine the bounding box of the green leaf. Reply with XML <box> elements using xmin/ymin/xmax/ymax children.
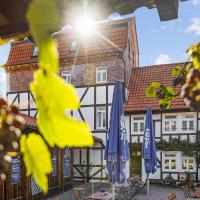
<box><xmin>27</xmin><ymin>0</ymin><xmax>60</xmax><ymax>44</ymax></box>
<box><xmin>145</xmin><ymin>85</ymin><xmax>156</xmax><ymax>98</ymax></box>
<box><xmin>159</xmin><ymin>99</ymin><xmax>171</xmax><ymax>109</ymax></box>
<box><xmin>151</xmin><ymin>82</ymin><xmax>161</xmax><ymax>88</ymax></box>
<box><xmin>20</xmin><ymin>133</ymin><xmax>52</xmax><ymax>193</ymax></box>
<box><xmin>145</xmin><ymin>82</ymin><xmax>161</xmax><ymax>98</ymax></box>
<box><xmin>172</xmin><ymin>66</ymin><xmax>183</xmax><ymax>77</ymax></box>
<box><xmin>30</xmin><ymin>69</ymin><xmax>94</xmax><ymax>147</ymax></box>
<box><xmin>166</xmin><ymin>87</ymin><xmax>175</xmax><ymax>96</ymax></box>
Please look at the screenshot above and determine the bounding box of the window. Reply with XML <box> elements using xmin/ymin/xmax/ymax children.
<box><xmin>61</xmin><ymin>71</ymin><xmax>71</xmax><ymax>84</ymax></box>
<box><xmin>70</xmin><ymin>40</ymin><xmax>78</xmax><ymax>52</ymax></box>
<box><xmin>96</xmin><ymin>67</ymin><xmax>107</xmax><ymax>83</ymax></box>
<box><xmin>96</xmin><ymin>107</ymin><xmax>106</xmax><ymax>129</ymax></box>
<box><xmin>181</xmin><ymin>116</ymin><xmax>194</xmax><ymax>131</ymax></box>
<box><xmin>182</xmin><ymin>156</ymin><xmax>195</xmax><ymax>171</ymax></box>
<box><xmin>164</xmin><ymin>116</ymin><xmax>177</xmax><ymax>132</ymax></box>
<box><xmin>32</xmin><ymin>47</ymin><xmax>38</xmax><ymax>57</ymax></box>
<box><xmin>163</xmin><ymin>152</ymin><xmax>177</xmax><ymax>170</ymax></box>
<box><xmin>133</xmin><ymin>117</ymin><xmax>144</xmax><ymax>133</ymax></box>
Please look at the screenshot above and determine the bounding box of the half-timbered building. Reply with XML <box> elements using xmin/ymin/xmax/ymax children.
<box><xmin>125</xmin><ymin>63</ymin><xmax>200</xmax><ymax>183</ymax></box>
<box><xmin>3</xmin><ymin>17</ymin><xmax>139</xmax><ymax>199</ymax></box>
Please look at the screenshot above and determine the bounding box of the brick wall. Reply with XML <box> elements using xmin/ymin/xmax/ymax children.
<box><xmin>60</xmin><ymin>58</ymin><xmax>125</xmax><ymax>86</ymax></box>
<box><xmin>8</xmin><ymin>70</ymin><xmax>35</xmax><ymax>92</ymax></box>
<box><xmin>7</xmin><ymin>57</ymin><xmax>124</xmax><ymax>92</ymax></box>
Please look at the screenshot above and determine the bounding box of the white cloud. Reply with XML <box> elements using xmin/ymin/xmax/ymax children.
<box><xmin>192</xmin><ymin>0</ymin><xmax>200</xmax><ymax>5</ymax></box>
<box><xmin>186</xmin><ymin>17</ymin><xmax>200</xmax><ymax>35</ymax></box>
<box><xmin>155</xmin><ymin>54</ymin><xmax>172</xmax><ymax>65</ymax></box>
<box><xmin>107</xmin><ymin>13</ymin><xmax>122</xmax><ymax>21</ymax></box>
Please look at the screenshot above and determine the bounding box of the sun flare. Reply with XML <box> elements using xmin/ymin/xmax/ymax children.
<box><xmin>74</xmin><ymin>14</ymin><xmax>96</xmax><ymax>37</ymax></box>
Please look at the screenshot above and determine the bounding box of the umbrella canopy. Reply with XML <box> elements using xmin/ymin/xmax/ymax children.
<box><xmin>142</xmin><ymin>107</ymin><xmax>157</xmax><ymax>174</ymax></box>
<box><xmin>104</xmin><ymin>81</ymin><xmax>129</xmax><ymax>184</ymax></box>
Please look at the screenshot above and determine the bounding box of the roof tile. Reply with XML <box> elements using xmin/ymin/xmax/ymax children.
<box><xmin>125</xmin><ymin>63</ymin><xmax>189</xmax><ymax>113</ymax></box>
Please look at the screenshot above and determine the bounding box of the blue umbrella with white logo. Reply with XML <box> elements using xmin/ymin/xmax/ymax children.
<box><xmin>104</xmin><ymin>81</ymin><xmax>130</xmax><ymax>200</ymax></box>
<box><xmin>142</xmin><ymin>107</ymin><xmax>157</xmax><ymax>200</ymax></box>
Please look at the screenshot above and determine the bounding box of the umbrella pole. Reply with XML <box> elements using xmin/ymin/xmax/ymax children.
<box><xmin>147</xmin><ymin>173</ymin><xmax>150</xmax><ymax>200</ymax></box>
<box><xmin>112</xmin><ymin>184</ymin><xmax>115</xmax><ymax>200</ymax></box>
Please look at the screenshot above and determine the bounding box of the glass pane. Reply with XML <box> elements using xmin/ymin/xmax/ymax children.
<box><xmin>164</xmin><ymin>160</ymin><xmax>169</xmax><ymax>169</ymax></box>
<box><xmin>189</xmin><ymin>160</ymin><xmax>194</xmax><ymax>169</ymax></box>
<box><xmin>140</xmin><ymin>123</ymin><xmax>144</xmax><ymax>132</ymax></box>
<box><xmin>182</xmin><ymin>121</ymin><xmax>187</xmax><ymax>130</ymax></box>
<box><xmin>171</xmin><ymin>121</ymin><xmax>176</xmax><ymax>131</ymax></box>
<box><xmin>102</xmin><ymin>71</ymin><xmax>107</xmax><ymax>81</ymax></box>
<box><xmin>189</xmin><ymin>121</ymin><xmax>194</xmax><ymax>130</ymax></box>
<box><xmin>102</xmin><ymin>112</ymin><xmax>106</xmax><ymax>127</ymax></box>
<box><xmin>171</xmin><ymin>160</ymin><xmax>176</xmax><ymax>169</ymax></box>
<box><xmin>165</xmin><ymin>121</ymin><xmax>169</xmax><ymax>131</ymax></box>
<box><xmin>97</xmin><ymin>73</ymin><xmax>101</xmax><ymax>82</ymax></box>
<box><xmin>182</xmin><ymin>159</ymin><xmax>187</xmax><ymax>169</ymax></box>
<box><xmin>97</xmin><ymin>112</ymin><xmax>101</xmax><ymax>127</ymax></box>
<box><xmin>134</xmin><ymin>123</ymin><xmax>138</xmax><ymax>132</ymax></box>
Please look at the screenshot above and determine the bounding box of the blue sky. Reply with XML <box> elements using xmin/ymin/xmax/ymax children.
<box><xmin>0</xmin><ymin>0</ymin><xmax>200</xmax><ymax>95</ymax></box>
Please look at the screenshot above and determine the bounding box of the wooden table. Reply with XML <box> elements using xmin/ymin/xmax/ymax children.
<box><xmin>88</xmin><ymin>192</ymin><xmax>113</xmax><ymax>200</ymax></box>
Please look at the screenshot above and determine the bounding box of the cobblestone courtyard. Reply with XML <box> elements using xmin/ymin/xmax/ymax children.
<box><xmin>49</xmin><ymin>182</ymin><xmax>185</xmax><ymax>200</ymax></box>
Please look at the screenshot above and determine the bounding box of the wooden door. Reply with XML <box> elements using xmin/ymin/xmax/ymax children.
<box><xmin>130</xmin><ymin>151</ymin><xmax>142</xmax><ymax>177</ymax></box>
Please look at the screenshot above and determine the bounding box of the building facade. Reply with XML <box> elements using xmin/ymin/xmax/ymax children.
<box><xmin>4</xmin><ymin>17</ymin><xmax>139</xmax><ymax>196</ymax></box>
<box><xmin>125</xmin><ymin>63</ymin><xmax>200</xmax><ymax>183</ymax></box>
<box><xmin>4</xmin><ymin>16</ymin><xmax>197</xmax><ymax>196</ymax></box>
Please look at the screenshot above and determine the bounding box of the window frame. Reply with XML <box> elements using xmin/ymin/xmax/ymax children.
<box><xmin>180</xmin><ymin>115</ymin><xmax>195</xmax><ymax>132</ymax></box>
<box><xmin>96</xmin><ymin>67</ymin><xmax>107</xmax><ymax>83</ymax></box>
<box><xmin>69</xmin><ymin>40</ymin><xmax>78</xmax><ymax>52</ymax></box>
<box><xmin>96</xmin><ymin>107</ymin><xmax>106</xmax><ymax>129</ymax></box>
<box><xmin>163</xmin><ymin>116</ymin><xmax>177</xmax><ymax>133</ymax></box>
<box><xmin>132</xmin><ymin>117</ymin><xmax>144</xmax><ymax>134</ymax></box>
<box><xmin>181</xmin><ymin>156</ymin><xmax>196</xmax><ymax>172</ymax></box>
<box><xmin>163</xmin><ymin>152</ymin><xmax>177</xmax><ymax>171</ymax></box>
<box><xmin>61</xmin><ymin>71</ymin><xmax>71</xmax><ymax>84</ymax></box>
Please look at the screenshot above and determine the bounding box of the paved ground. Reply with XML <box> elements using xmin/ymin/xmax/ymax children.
<box><xmin>48</xmin><ymin>182</ymin><xmax>185</xmax><ymax>200</ymax></box>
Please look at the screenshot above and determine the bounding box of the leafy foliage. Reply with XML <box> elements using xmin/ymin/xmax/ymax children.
<box><xmin>146</xmin><ymin>82</ymin><xmax>176</xmax><ymax>109</ymax></box>
<box><xmin>0</xmin><ymin>0</ymin><xmax>94</xmax><ymax>193</ymax></box>
<box><xmin>20</xmin><ymin>133</ymin><xmax>52</xmax><ymax>193</ymax></box>
<box><xmin>18</xmin><ymin>0</ymin><xmax>93</xmax><ymax>192</ymax></box>
<box><xmin>146</xmin><ymin>42</ymin><xmax>200</xmax><ymax>111</ymax></box>
<box><xmin>156</xmin><ymin>138</ymin><xmax>198</xmax><ymax>156</ymax></box>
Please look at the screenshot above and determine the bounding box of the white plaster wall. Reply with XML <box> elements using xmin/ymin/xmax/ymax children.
<box><xmin>19</xmin><ymin>93</ymin><xmax>28</xmax><ymax>109</ymax></box>
<box><xmin>108</xmin><ymin>85</ymin><xmax>114</xmax><ymax>104</ymax></box>
<box><xmin>81</xmin><ymin>87</ymin><xmax>94</xmax><ymax>105</ymax></box>
<box><xmin>29</xmin><ymin>94</ymin><xmax>36</xmax><ymax>109</ymax></box>
<box><xmin>7</xmin><ymin>93</ymin><xmax>18</xmax><ymax>106</ymax></box>
<box><xmin>81</xmin><ymin>107</ymin><xmax>94</xmax><ymax>130</ymax></box>
<box><xmin>96</xmin><ymin>86</ymin><xmax>106</xmax><ymax>104</ymax></box>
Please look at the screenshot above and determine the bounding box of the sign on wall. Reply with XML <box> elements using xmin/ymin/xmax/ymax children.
<box><xmin>11</xmin><ymin>157</ymin><xmax>21</xmax><ymax>184</ymax></box>
<box><xmin>52</xmin><ymin>154</ymin><xmax>57</xmax><ymax>177</ymax></box>
<box><xmin>63</xmin><ymin>148</ymin><xmax>71</xmax><ymax>177</ymax></box>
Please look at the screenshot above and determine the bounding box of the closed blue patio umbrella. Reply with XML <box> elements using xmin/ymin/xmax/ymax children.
<box><xmin>104</xmin><ymin>81</ymin><xmax>130</xmax><ymax>200</ymax></box>
<box><xmin>142</xmin><ymin>107</ymin><xmax>157</xmax><ymax>200</ymax></box>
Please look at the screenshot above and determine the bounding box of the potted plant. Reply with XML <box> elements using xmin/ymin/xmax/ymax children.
<box><xmin>163</xmin><ymin>174</ymin><xmax>175</xmax><ymax>185</ymax></box>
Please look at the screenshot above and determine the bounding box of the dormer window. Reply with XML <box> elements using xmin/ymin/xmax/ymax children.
<box><xmin>96</xmin><ymin>67</ymin><xmax>107</xmax><ymax>83</ymax></box>
<box><xmin>32</xmin><ymin>47</ymin><xmax>38</xmax><ymax>57</ymax></box>
<box><xmin>70</xmin><ymin>40</ymin><xmax>78</xmax><ymax>52</ymax></box>
<box><xmin>61</xmin><ymin>71</ymin><xmax>71</xmax><ymax>84</ymax></box>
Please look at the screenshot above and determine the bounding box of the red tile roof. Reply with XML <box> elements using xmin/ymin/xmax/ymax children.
<box><xmin>125</xmin><ymin>63</ymin><xmax>189</xmax><ymax>113</ymax></box>
<box><xmin>19</xmin><ymin>113</ymin><xmax>37</xmax><ymax>128</ymax></box>
<box><xmin>6</xmin><ymin>18</ymin><xmax>133</xmax><ymax>66</ymax></box>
